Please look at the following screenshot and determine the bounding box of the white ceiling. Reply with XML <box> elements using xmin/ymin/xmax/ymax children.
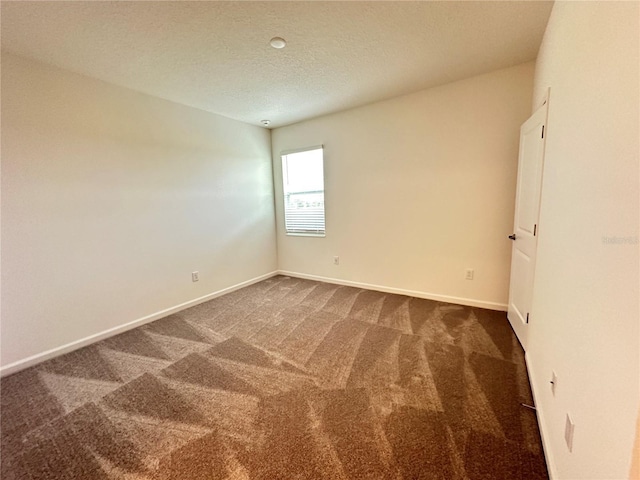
<box><xmin>1</xmin><ymin>1</ymin><xmax>553</xmax><ymax>128</ymax></box>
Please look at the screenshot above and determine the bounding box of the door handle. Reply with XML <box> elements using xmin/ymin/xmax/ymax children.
<box><xmin>508</xmin><ymin>234</ymin><xmax>516</xmax><ymax>240</ymax></box>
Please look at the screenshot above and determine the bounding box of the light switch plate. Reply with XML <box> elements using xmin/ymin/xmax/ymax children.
<box><xmin>564</xmin><ymin>413</ymin><xmax>575</xmax><ymax>452</ymax></box>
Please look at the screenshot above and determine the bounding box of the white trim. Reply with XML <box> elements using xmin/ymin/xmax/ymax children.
<box><xmin>285</xmin><ymin>232</ymin><xmax>325</xmax><ymax>238</ymax></box>
<box><xmin>525</xmin><ymin>351</ymin><xmax>557</xmax><ymax>480</ymax></box>
<box><xmin>1</xmin><ymin>269</ymin><xmax>506</xmax><ymax>377</ymax></box>
<box><xmin>278</xmin><ymin>270</ymin><xmax>508</xmax><ymax>311</ymax></box>
<box><xmin>280</xmin><ymin>144</ymin><xmax>323</xmax><ymax>156</ymax></box>
<box><xmin>0</xmin><ymin>271</ymin><xmax>279</xmax><ymax>377</ymax></box>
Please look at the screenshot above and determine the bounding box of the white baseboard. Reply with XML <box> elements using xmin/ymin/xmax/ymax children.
<box><xmin>525</xmin><ymin>351</ymin><xmax>557</xmax><ymax>480</ymax></box>
<box><xmin>0</xmin><ymin>271</ymin><xmax>279</xmax><ymax>377</ymax></box>
<box><xmin>278</xmin><ymin>270</ymin><xmax>508</xmax><ymax>311</ymax></box>
<box><xmin>1</xmin><ymin>270</ymin><xmax>505</xmax><ymax>377</ymax></box>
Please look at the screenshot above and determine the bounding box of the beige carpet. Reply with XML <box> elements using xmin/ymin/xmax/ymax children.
<box><xmin>1</xmin><ymin>275</ymin><xmax>548</xmax><ymax>479</ymax></box>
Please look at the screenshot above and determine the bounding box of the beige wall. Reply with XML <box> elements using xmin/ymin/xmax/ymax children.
<box><xmin>631</xmin><ymin>409</ymin><xmax>640</xmax><ymax>479</ymax></box>
<box><xmin>0</xmin><ymin>53</ymin><xmax>277</xmax><ymax>371</ymax></box>
<box><xmin>528</xmin><ymin>2</ymin><xmax>639</xmax><ymax>479</ymax></box>
<box><xmin>272</xmin><ymin>62</ymin><xmax>534</xmax><ymax>309</ymax></box>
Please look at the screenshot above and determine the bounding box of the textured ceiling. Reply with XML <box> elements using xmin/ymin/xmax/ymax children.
<box><xmin>1</xmin><ymin>1</ymin><xmax>553</xmax><ymax>128</ymax></box>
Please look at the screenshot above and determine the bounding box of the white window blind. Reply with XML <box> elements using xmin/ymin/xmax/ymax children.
<box><xmin>281</xmin><ymin>147</ymin><xmax>325</xmax><ymax>236</ymax></box>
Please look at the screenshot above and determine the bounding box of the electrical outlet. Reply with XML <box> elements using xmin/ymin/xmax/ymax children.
<box><xmin>333</xmin><ymin>256</ymin><xmax>340</xmax><ymax>266</ymax></box>
<box><xmin>192</xmin><ymin>271</ymin><xmax>199</xmax><ymax>282</ymax></box>
<box><xmin>550</xmin><ymin>371</ymin><xmax>557</xmax><ymax>396</ymax></box>
<box><xmin>465</xmin><ymin>268</ymin><xmax>474</xmax><ymax>280</ymax></box>
<box><xmin>564</xmin><ymin>414</ymin><xmax>575</xmax><ymax>452</ymax></box>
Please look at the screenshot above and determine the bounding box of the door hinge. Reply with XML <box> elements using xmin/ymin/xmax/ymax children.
<box><xmin>534</xmin><ymin>224</ymin><xmax>537</xmax><ymax>236</ymax></box>
<box><xmin>541</xmin><ymin>125</ymin><xmax>545</xmax><ymax>138</ymax></box>
<box><xmin>526</xmin><ymin>313</ymin><xmax>530</xmax><ymax>324</ymax></box>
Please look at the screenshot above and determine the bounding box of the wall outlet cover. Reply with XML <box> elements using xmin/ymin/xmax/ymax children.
<box><xmin>564</xmin><ymin>413</ymin><xmax>575</xmax><ymax>452</ymax></box>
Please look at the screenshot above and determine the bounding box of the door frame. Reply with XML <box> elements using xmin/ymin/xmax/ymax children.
<box><xmin>507</xmin><ymin>89</ymin><xmax>550</xmax><ymax>351</ymax></box>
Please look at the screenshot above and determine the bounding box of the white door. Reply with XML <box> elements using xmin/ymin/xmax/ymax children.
<box><xmin>507</xmin><ymin>102</ymin><xmax>548</xmax><ymax>350</ymax></box>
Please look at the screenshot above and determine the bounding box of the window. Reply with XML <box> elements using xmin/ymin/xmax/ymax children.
<box><xmin>281</xmin><ymin>146</ymin><xmax>325</xmax><ymax>236</ymax></box>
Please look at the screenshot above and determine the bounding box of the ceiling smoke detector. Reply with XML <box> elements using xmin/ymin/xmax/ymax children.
<box><xmin>261</xmin><ymin>119</ymin><xmax>271</xmax><ymax>126</ymax></box>
<box><xmin>269</xmin><ymin>37</ymin><xmax>286</xmax><ymax>49</ymax></box>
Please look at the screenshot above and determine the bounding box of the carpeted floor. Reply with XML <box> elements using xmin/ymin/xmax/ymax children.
<box><xmin>1</xmin><ymin>275</ymin><xmax>548</xmax><ymax>479</ymax></box>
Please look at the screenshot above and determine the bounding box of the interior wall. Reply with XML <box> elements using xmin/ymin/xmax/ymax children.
<box><xmin>272</xmin><ymin>62</ymin><xmax>534</xmax><ymax>309</ymax></box>
<box><xmin>528</xmin><ymin>2</ymin><xmax>639</xmax><ymax>479</ymax></box>
<box><xmin>631</xmin><ymin>409</ymin><xmax>640</xmax><ymax>480</ymax></box>
<box><xmin>0</xmin><ymin>53</ymin><xmax>277</xmax><ymax>371</ymax></box>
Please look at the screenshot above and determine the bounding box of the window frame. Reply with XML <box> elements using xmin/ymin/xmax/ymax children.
<box><xmin>280</xmin><ymin>145</ymin><xmax>326</xmax><ymax>237</ymax></box>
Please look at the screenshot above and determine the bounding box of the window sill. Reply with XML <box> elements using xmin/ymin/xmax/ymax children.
<box><xmin>286</xmin><ymin>232</ymin><xmax>326</xmax><ymax>238</ymax></box>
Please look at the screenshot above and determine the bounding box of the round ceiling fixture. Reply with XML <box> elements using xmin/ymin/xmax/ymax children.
<box><xmin>261</xmin><ymin>119</ymin><xmax>271</xmax><ymax>126</ymax></box>
<box><xmin>269</xmin><ymin>37</ymin><xmax>286</xmax><ymax>49</ymax></box>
